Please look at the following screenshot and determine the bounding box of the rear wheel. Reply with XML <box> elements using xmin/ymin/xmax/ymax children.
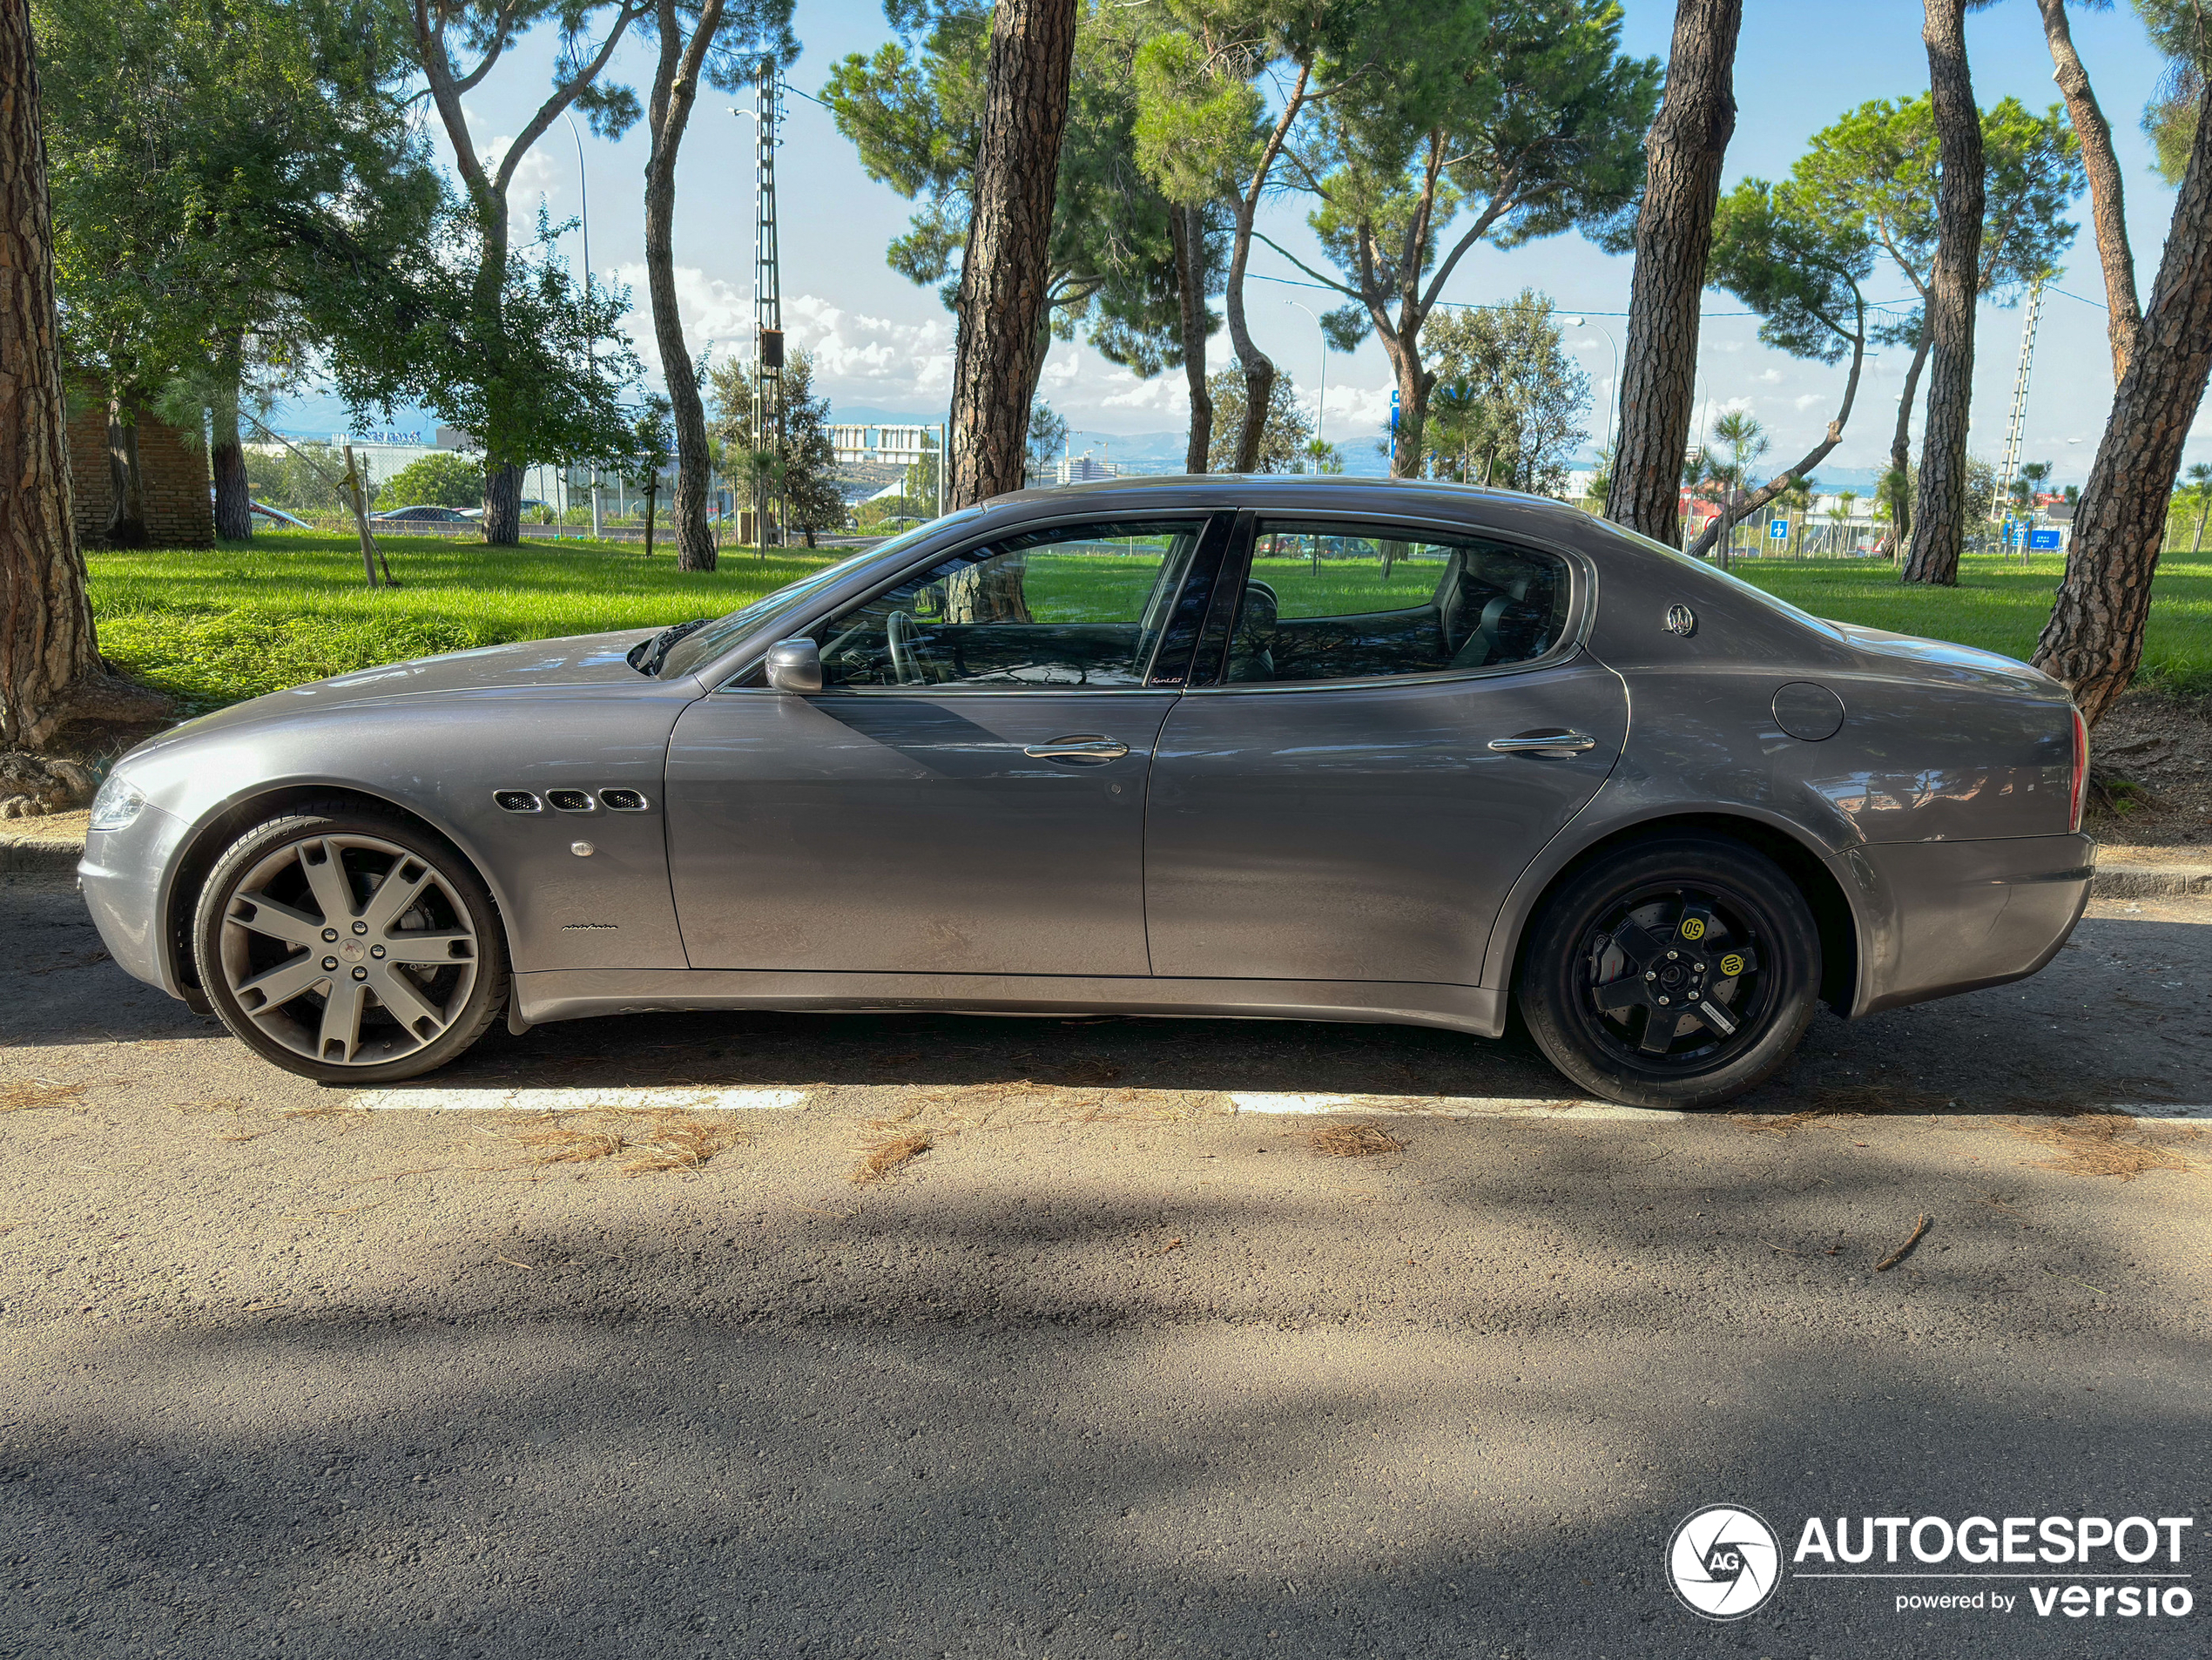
<box><xmin>192</xmin><ymin>802</ymin><xmax>508</xmax><ymax>1083</ymax></box>
<box><xmin>1517</xmin><ymin>834</ymin><xmax>1821</xmax><ymax>1110</ymax></box>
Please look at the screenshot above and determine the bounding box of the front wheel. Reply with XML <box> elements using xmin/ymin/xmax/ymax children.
<box><xmin>1517</xmin><ymin>834</ymin><xmax>1822</xmax><ymax>1110</ymax></box>
<box><xmin>192</xmin><ymin>802</ymin><xmax>509</xmax><ymax>1083</ymax></box>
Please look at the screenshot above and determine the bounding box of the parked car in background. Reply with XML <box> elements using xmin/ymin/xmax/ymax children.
<box><xmin>248</xmin><ymin>502</ymin><xmax>311</xmax><ymax>530</ymax></box>
<box><xmin>78</xmin><ymin>476</ymin><xmax>2093</xmax><ymax>1108</ymax></box>
<box><xmin>368</xmin><ymin>504</ymin><xmax>473</xmax><ymax>525</ymax></box>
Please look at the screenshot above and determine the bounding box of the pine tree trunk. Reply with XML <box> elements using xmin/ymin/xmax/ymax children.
<box><xmin>948</xmin><ymin>0</ymin><xmax>1078</xmax><ymax>508</ymax></box>
<box><xmin>1386</xmin><ymin>337</ymin><xmax>1434</xmax><ymax>481</ymax></box>
<box><xmin>645</xmin><ymin>0</ymin><xmax>723</xmax><ymax>573</ymax></box>
<box><xmin>1170</xmin><ymin>205</ymin><xmax>1211</xmax><ymax>473</ymax></box>
<box><xmin>102</xmin><ymin>396</ymin><xmax>148</xmax><ymax>549</ymax></box>
<box><xmin>1885</xmin><ymin>320</ymin><xmax>1932</xmax><ymax>548</ymax></box>
<box><xmin>1604</xmin><ymin>0</ymin><xmax>1742</xmax><ymax>545</ymax></box>
<box><xmin>2033</xmin><ymin>73</ymin><xmax>2212</xmax><ymax>725</ymax></box>
<box><xmin>482</xmin><ymin>461</ymin><xmax>523</xmax><ymax>546</ymax></box>
<box><xmin>2036</xmin><ymin>0</ymin><xmax>2140</xmax><ymax>382</ymax></box>
<box><xmin>0</xmin><ymin>0</ymin><xmax>162</xmax><ymax>750</ymax></box>
<box><xmin>1685</xmin><ymin>322</ymin><xmax>1867</xmax><ymax>560</ymax></box>
<box><xmin>1899</xmin><ymin>0</ymin><xmax>1984</xmax><ymax>588</ymax></box>
<box><xmin>210</xmin><ymin>328</ymin><xmax>253</xmax><ymax>541</ymax></box>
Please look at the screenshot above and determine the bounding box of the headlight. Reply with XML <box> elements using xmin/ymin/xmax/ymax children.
<box><xmin>87</xmin><ymin>773</ymin><xmax>149</xmax><ymax>833</ymax></box>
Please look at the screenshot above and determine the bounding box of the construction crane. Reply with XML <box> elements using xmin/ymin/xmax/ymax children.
<box><xmin>1988</xmin><ymin>276</ymin><xmax>2047</xmax><ymax>526</ymax></box>
<box><xmin>750</xmin><ymin>53</ymin><xmax>784</xmax><ymax>548</ymax></box>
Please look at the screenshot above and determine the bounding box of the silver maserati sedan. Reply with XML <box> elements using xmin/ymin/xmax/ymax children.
<box><xmin>78</xmin><ymin>476</ymin><xmax>2094</xmax><ymax>1108</ymax></box>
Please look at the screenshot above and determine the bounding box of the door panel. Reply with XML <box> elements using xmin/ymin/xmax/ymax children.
<box><xmin>1144</xmin><ymin>657</ymin><xmax>1628</xmax><ymax>984</ymax></box>
<box><xmin>667</xmin><ymin>689</ymin><xmax>1177</xmax><ymax>974</ymax></box>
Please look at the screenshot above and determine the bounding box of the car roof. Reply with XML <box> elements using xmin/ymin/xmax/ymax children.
<box><xmin>982</xmin><ymin>472</ymin><xmax>1589</xmax><ymax>522</ymax></box>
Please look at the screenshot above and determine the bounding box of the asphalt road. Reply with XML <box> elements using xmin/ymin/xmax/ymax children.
<box><xmin>3</xmin><ymin>870</ymin><xmax>2209</xmax><ymax>1659</ymax></box>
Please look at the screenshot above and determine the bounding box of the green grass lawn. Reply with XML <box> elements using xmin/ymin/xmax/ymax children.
<box><xmin>1730</xmin><ymin>545</ymin><xmax>2212</xmax><ymax>694</ymax></box>
<box><xmin>84</xmin><ymin>526</ymin><xmax>2212</xmax><ymax>712</ymax></box>
<box><xmin>89</xmin><ymin>530</ymin><xmax>837</xmax><ymax>710</ymax></box>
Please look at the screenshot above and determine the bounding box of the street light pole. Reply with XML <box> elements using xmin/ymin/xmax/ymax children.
<box><xmin>1285</xmin><ymin>300</ymin><xmax>1326</xmax><ymax>469</ymax></box>
<box><xmin>566</xmin><ymin>113</ymin><xmax>600</xmax><ymax>541</ymax></box>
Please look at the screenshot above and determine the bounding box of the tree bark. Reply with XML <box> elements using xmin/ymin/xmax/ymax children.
<box><xmin>482</xmin><ymin>462</ymin><xmax>523</xmax><ymax>545</ymax></box>
<box><xmin>1899</xmin><ymin>0</ymin><xmax>1985</xmax><ymax>587</ymax></box>
<box><xmin>1220</xmin><ymin>65</ymin><xmax>1309</xmax><ymax>475</ymax></box>
<box><xmin>210</xmin><ymin>327</ymin><xmax>253</xmax><ymax>541</ymax></box>
<box><xmin>1604</xmin><ymin>0</ymin><xmax>1742</xmax><ymax>544</ymax></box>
<box><xmin>948</xmin><ymin>0</ymin><xmax>1078</xmax><ymax>509</ymax></box>
<box><xmin>645</xmin><ymin>0</ymin><xmax>723</xmax><ymax>573</ymax></box>
<box><xmin>0</xmin><ymin>0</ymin><xmax>163</xmax><ymax>749</ymax></box>
<box><xmin>1170</xmin><ymin>205</ymin><xmax>1212</xmax><ymax>473</ymax></box>
<box><xmin>102</xmin><ymin>395</ymin><xmax>148</xmax><ymax>549</ymax></box>
<box><xmin>1686</xmin><ymin>307</ymin><xmax>1866</xmax><ymax>559</ymax></box>
<box><xmin>2035</xmin><ymin>0</ymin><xmax>2140</xmax><ymax>383</ymax></box>
<box><xmin>2033</xmin><ymin>73</ymin><xmax>2212</xmax><ymax>725</ymax></box>
<box><xmin>1885</xmin><ymin>318</ymin><xmax>1932</xmax><ymax>549</ymax></box>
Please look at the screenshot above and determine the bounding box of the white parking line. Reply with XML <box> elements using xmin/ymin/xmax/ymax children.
<box><xmin>347</xmin><ymin>1087</ymin><xmax>811</xmax><ymax>1112</ymax></box>
<box><xmin>1226</xmin><ymin>1091</ymin><xmax>1685</xmax><ymax>1123</ymax></box>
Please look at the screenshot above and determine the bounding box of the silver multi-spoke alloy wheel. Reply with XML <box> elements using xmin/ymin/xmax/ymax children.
<box><xmin>194</xmin><ymin>806</ymin><xmax>507</xmax><ymax>1082</ymax></box>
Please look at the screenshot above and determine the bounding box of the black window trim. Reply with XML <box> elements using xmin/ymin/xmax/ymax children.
<box><xmin>1185</xmin><ymin>509</ymin><xmax>1597</xmax><ymax>695</ymax></box>
<box><xmin>712</xmin><ymin>507</ymin><xmax>1236</xmax><ymax>696</ymax></box>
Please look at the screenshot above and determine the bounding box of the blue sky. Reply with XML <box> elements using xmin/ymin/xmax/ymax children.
<box><xmin>292</xmin><ymin>0</ymin><xmax>2205</xmax><ymax>485</ymax></box>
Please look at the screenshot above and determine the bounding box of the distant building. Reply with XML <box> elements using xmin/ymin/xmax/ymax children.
<box><xmin>1056</xmin><ymin>454</ymin><xmax>1119</xmax><ymax>486</ymax></box>
<box><xmin>833</xmin><ymin>424</ymin><xmax>936</xmax><ymax>469</ymax></box>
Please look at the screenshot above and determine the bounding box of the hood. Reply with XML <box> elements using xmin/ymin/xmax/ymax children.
<box><xmin>1831</xmin><ymin>621</ymin><xmax>2073</xmax><ymax>701</ymax></box>
<box><xmin>132</xmin><ymin>628</ymin><xmax>662</xmax><ymax>754</ymax></box>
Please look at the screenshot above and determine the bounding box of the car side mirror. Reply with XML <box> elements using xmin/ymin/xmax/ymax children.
<box><xmin>764</xmin><ymin>638</ymin><xmax>822</xmax><ymax>694</ymax></box>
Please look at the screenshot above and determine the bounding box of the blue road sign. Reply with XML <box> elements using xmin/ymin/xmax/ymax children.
<box><xmin>2029</xmin><ymin>528</ymin><xmax>2062</xmax><ymax>551</ymax></box>
<box><xmin>1767</xmin><ymin>518</ymin><xmax>1789</xmax><ymax>540</ymax></box>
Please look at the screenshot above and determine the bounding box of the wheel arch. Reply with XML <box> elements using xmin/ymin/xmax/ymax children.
<box><xmin>161</xmin><ymin>782</ymin><xmax>516</xmax><ymax>1002</ymax></box>
<box><xmin>1487</xmin><ymin>809</ymin><xmax>1862</xmax><ymax>1016</ymax></box>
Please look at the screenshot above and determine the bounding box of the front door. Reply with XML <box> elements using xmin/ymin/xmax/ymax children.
<box><xmin>1144</xmin><ymin>516</ymin><xmax>1628</xmax><ymax>986</ymax></box>
<box><xmin>666</xmin><ymin>515</ymin><xmax>1221</xmax><ymax>975</ymax></box>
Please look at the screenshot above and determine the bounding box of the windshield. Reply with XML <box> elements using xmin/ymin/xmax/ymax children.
<box><xmin>654</xmin><ymin>513</ymin><xmax>981</xmax><ymax>681</ymax></box>
<box><xmin>1595</xmin><ymin>519</ymin><xmax>1844</xmax><ymax>639</ymax></box>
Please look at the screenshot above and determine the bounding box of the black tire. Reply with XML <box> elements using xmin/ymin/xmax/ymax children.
<box><xmin>1516</xmin><ymin>833</ymin><xmax>1821</xmax><ymax>1110</ymax></box>
<box><xmin>192</xmin><ymin>800</ymin><xmax>509</xmax><ymax>1084</ymax></box>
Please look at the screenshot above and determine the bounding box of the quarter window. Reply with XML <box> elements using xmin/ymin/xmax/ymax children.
<box><xmin>1222</xmin><ymin>523</ymin><xmax>1570</xmax><ymax>685</ymax></box>
<box><xmin>812</xmin><ymin>519</ymin><xmax>1207</xmax><ymax>690</ymax></box>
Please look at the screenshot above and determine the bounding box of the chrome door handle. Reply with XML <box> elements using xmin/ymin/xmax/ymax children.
<box><xmin>1022</xmin><ymin>737</ymin><xmax>1130</xmax><ymax>761</ymax></box>
<box><xmin>1487</xmin><ymin>729</ymin><xmax>1597</xmax><ymax>753</ymax></box>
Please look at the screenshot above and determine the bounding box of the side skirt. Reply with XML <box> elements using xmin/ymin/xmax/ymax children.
<box><xmin>514</xmin><ymin>968</ymin><xmax>1507</xmax><ymax>1038</ymax></box>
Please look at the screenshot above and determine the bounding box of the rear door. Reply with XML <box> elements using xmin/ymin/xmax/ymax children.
<box><xmin>1144</xmin><ymin>516</ymin><xmax>1627</xmax><ymax>987</ymax></box>
<box><xmin>665</xmin><ymin>514</ymin><xmax>1225</xmax><ymax>975</ymax></box>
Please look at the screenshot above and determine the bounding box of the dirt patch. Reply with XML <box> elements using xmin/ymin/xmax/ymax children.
<box><xmin>853</xmin><ymin>1130</ymin><xmax>933</xmax><ymax>1183</ymax></box>
<box><xmin>0</xmin><ymin>1079</ymin><xmax>85</xmax><ymax>1112</ymax></box>
<box><xmin>2090</xmin><ymin>690</ymin><xmax>2212</xmax><ymax>851</ymax></box>
<box><xmin>2005</xmin><ymin>1111</ymin><xmax>2204</xmax><ymax>1180</ymax></box>
<box><xmin>506</xmin><ymin>1109</ymin><xmax>746</xmax><ymax>1177</ymax></box>
<box><xmin>1306</xmin><ymin>1123</ymin><xmax>1406</xmax><ymax>1157</ymax></box>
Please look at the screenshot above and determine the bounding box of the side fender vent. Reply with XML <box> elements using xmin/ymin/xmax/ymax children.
<box><xmin>545</xmin><ymin>789</ymin><xmax>597</xmax><ymax>813</ymax></box>
<box><xmin>493</xmin><ymin>790</ymin><xmax>542</xmax><ymax>813</ymax></box>
<box><xmin>598</xmin><ymin>788</ymin><xmax>649</xmax><ymax>812</ymax></box>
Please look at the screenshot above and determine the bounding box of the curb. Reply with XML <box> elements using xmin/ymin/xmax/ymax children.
<box><xmin>2093</xmin><ymin>862</ymin><xmax>2212</xmax><ymax>899</ymax></box>
<box><xmin>0</xmin><ymin>841</ymin><xmax>83</xmax><ymax>877</ymax></box>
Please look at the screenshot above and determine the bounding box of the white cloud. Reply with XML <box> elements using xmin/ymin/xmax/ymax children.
<box><xmin>1794</xmin><ymin>394</ymin><xmax>1828</xmax><ymax>410</ymax></box>
<box><xmin>1755</xmin><ymin>368</ymin><xmax>1784</xmax><ymax>385</ymax></box>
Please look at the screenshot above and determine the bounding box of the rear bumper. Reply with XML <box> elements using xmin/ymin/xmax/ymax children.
<box><xmin>1849</xmin><ymin>832</ymin><xmax>2094</xmax><ymax>1016</ymax></box>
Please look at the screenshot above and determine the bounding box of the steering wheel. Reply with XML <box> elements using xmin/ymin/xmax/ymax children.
<box><xmin>887</xmin><ymin>610</ymin><xmax>923</xmax><ymax>685</ymax></box>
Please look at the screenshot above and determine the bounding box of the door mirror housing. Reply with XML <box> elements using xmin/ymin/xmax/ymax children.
<box><xmin>764</xmin><ymin>638</ymin><xmax>823</xmax><ymax>694</ymax></box>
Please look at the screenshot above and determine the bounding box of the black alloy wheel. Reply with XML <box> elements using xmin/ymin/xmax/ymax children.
<box><xmin>1518</xmin><ymin>833</ymin><xmax>1822</xmax><ymax>1110</ymax></box>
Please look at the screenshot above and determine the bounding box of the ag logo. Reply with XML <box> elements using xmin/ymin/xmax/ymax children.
<box><xmin>1719</xmin><ymin>952</ymin><xmax>1745</xmax><ymax>977</ymax></box>
<box><xmin>1679</xmin><ymin>916</ymin><xmax>1706</xmax><ymax>941</ymax></box>
<box><xmin>1667</xmin><ymin>1505</ymin><xmax>1781</xmax><ymax>1621</ymax></box>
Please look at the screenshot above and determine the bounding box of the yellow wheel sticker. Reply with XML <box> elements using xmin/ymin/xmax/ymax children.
<box><xmin>1680</xmin><ymin>916</ymin><xmax>1706</xmax><ymax>941</ymax></box>
<box><xmin>1720</xmin><ymin>953</ymin><xmax>1745</xmax><ymax>977</ymax></box>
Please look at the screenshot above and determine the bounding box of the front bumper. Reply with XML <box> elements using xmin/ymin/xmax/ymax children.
<box><xmin>1850</xmin><ymin>832</ymin><xmax>2095</xmax><ymax>1016</ymax></box>
<box><xmin>78</xmin><ymin>801</ymin><xmax>193</xmax><ymax>999</ymax></box>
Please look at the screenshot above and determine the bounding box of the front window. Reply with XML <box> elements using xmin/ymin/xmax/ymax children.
<box><xmin>809</xmin><ymin>518</ymin><xmax>1208</xmax><ymax>690</ymax></box>
<box><xmin>1219</xmin><ymin>523</ymin><xmax>1572</xmax><ymax>685</ymax></box>
<box><xmin>656</xmin><ymin>513</ymin><xmax>981</xmax><ymax>682</ymax></box>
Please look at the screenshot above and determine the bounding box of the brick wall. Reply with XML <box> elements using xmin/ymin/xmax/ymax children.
<box><xmin>65</xmin><ymin>403</ymin><xmax>214</xmax><ymax>549</ymax></box>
